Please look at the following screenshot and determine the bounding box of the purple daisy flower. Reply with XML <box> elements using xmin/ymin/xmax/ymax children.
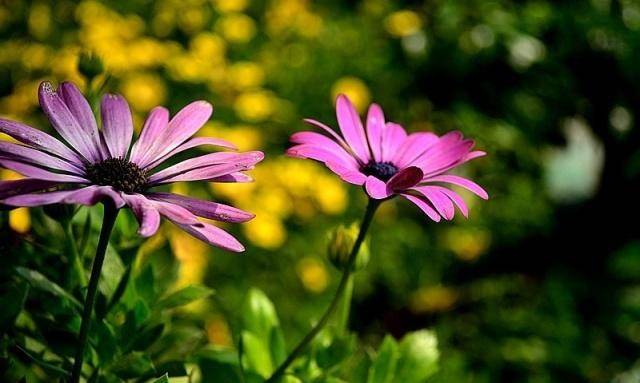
<box><xmin>287</xmin><ymin>94</ymin><xmax>488</xmax><ymax>221</ymax></box>
<box><xmin>0</xmin><ymin>81</ymin><xmax>263</xmax><ymax>252</ymax></box>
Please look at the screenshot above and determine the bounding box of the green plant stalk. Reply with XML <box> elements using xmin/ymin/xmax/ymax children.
<box><xmin>265</xmin><ymin>199</ymin><xmax>380</xmax><ymax>383</ymax></box>
<box><xmin>70</xmin><ymin>203</ymin><xmax>119</xmax><ymax>383</ymax></box>
<box><xmin>64</xmin><ymin>221</ymin><xmax>87</xmax><ymax>287</ymax></box>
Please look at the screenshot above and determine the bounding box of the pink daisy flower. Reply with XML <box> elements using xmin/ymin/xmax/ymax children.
<box><xmin>0</xmin><ymin>81</ymin><xmax>263</xmax><ymax>251</ymax></box>
<box><xmin>287</xmin><ymin>94</ymin><xmax>488</xmax><ymax>221</ymax></box>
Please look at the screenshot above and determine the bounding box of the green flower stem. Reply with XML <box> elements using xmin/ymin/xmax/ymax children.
<box><xmin>265</xmin><ymin>199</ymin><xmax>380</xmax><ymax>383</ymax></box>
<box><xmin>70</xmin><ymin>203</ymin><xmax>119</xmax><ymax>383</ymax></box>
<box><xmin>64</xmin><ymin>221</ymin><xmax>87</xmax><ymax>287</ymax></box>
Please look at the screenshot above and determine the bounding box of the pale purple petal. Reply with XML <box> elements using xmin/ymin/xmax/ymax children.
<box><xmin>0</xmin><ymin>142</ymin><xmax>84</xmax><ymax>174</ymax></box>
<box><xmin>401</xmin><ymin>193</ymin><xmax>441</xmax><ymax>222</ymax></box>
<box><xmin>380</xmin><ymin>122</ymin><xmax>408</xmax><ymax>162</ymax></box>
<box><xmin>210</xmin><ymin>172</ymin><xmax>254</xmax><ymax>183</ymax></box>
<box><xmin>366</xmin><ymin>103</ymin><xmax>385</xmax><ymax>162</ymax></box>
<box><xmin>0</xmin><ymin>118</ymin><xmax>83</xmax><ymax>165</ymax></box>
<box><xmin>64</xmin><ymin>185</ymin><xmax>126</xmax><ymax>208</ymax></box>
<box><xmin>336</xmin><ymin>94</ymin><xmax>371</xmax><ymax>163</ymax></box>
<box><xmin>58</xmin><ymin>82</ymin><xmax>105</xmax><ymax>160</ymax></box>
<box><xmin>149</xmin><ymin>192</ymin><xmax>254</xmax><ymax>223</ymax></box>
<box><xmin>148</xmin><ymin>151</ymin><xmax>263</xmax><ymax>184</ymax></box>
<box><xmin>141</xmin><ymin>137</ymin><xmax>237</xmax><ymax>170</ymax></box>
<box><xmin>412</xmin><ymin>186</ymin><xmax>455</xmax><ymax>220</ymax></box>
<box><xmin>121</xmin><ymin>193</ymin><xmax>160</xmax><ymax>237</ymax></box>
<box><xmin>151</xmin><ymin>200</ymin><xmax>201</xmax><ymax>225</ymax></box>
<box><xmin>0</xmin><ymin>179</ymin><xmax>59</xmax><ymax>199</ymax></box>
<box><xmin>170</xmin><ymin>219</ymin><xmax>245</xmax><ymax>252</ymax></box>
<box><xmin>151</xmin><ymin>162</ymin><xmax>256</xmax><ymax>185</ymax></box>
<box><xmin>141</xmin><ymin>101</ymin><xmax>213</xmax><ymax>167</ymax></box>
<box><xmin>1</xmin><ymin>189</ymin><xmax>78</xmax><ymax>207</ymax></box>
<box><xmin>364</xmin><ymin>176</ymin><xmax>391</xmax><ymax>199</ymax></box>
<box><xmin>38</xmin><ymin>82</ymin><xmax>101</xmax><ymax>162</ymax></box>
<box><xmin>129</xmin><ymin>107</ymin><xmax>170</xmax><ymax>165</ymax></box>
<box><xmin>0</xmin><ymin>159</ymin><xmax>88</xmax><ymax>183</ymax></box>
<box><xmin>424</xmin><ymin>174</ymin><xmax>489</xmax><ymax>199</ymax></box>
<box><xmin>386</xmin><ymin>166</ymin><xmax>423</xmax><ymax>191</ymax></box>
<box><xmin>100</xmin><ymin>94</ymin><xmax>133</xmax><ymax>159</ymax></box>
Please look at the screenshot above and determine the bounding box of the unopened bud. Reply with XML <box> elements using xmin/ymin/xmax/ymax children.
<box><xmin>327</xmin><ymin>223</ymin><xmax>369</xmax><ymax>272</ymax></box>
<box><xmin>78</xmin><ymin>51</ymin><xmax>104</xmax><ymax>81</ymax></box>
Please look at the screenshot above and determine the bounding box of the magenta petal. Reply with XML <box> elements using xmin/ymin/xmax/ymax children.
<box><xmin>303</xmin><ymin>118</ymin><xmax>351</xmax><ymax>150</ymax></box>
<box><xmin>386</xmin><ymin>166</ymin><xmax>424</xmax><ymax>191</ymax></box>
<box><xmin>412</xmin><ymin>186</ymin><xmax>455</xmax><ymax>220</ymax></box>
<box><xmin>142</xmin><ymin>101</ymin><xmax>213</xmax><ymax>167</ymax></box>
<box><xmin>336</xmin><ymin>94</ymin><xmax>371</xmax><ymax>163</ymax></box>
<box><xmin>0</xmin><ymin>118</ymin><xmax>83</xmax><ymax>165</ymax></box>
<box><xmin>142</xmin><ymin>137</ymin><xmax>238</xmax><ymax>170</ymax></box>
<box><xmin>393</xmin><ymin>132</ymin><xmax>439</xmax><ymax>168</ymax></box>
<box><xmin>325</xmin><ymin>161</ymin><xmax>367</xmax><ymax>185</ymax></box>
<box><xmin>424</xmin><ymin>174</ymin><xmax>489</xmax><ymax>199</ymax></box>
<box><xmin>149</xmin><ymin>192</ymin><xmax>255</xmax><ymax>223</ymax></box>
<box><xmin>380</xmin><ymin>122</ymin><xmax>408</xmax><ymax>162</ymax></box>
<box><xmin>0</xmin><ymin>159</ymin><xmax>88</xmax><ymax>183</ymax></box>
<box><xmin>121</xmin><ymin>193</ymin><xmax>160</xmax><ymax>237</ymax></box>
<box><xmin>59</xmin><ymin>82</ymin><xmax>105</xmax><ymax>160</ymax></box>
<box><xmin>366</xmin><ymin>103</ymin><xmax>385</xmax><ymax>162</ymax></box>
<box><xmin>0</xmin><ymin>141</ymin><xmax>84</xmax><ymax>174</ymax></box>
<box><xmin>0</xmin><ymin>179</ymin><xmax>59</xmax><ymax>199</ymax></box>
<box><xmin>286</xmin><ymin>144</ymin><xmax>359</xmax><ymax>170</ymax></box>
<box><xmin>101</xmin><ymin>94</ymin><xmax>133</xmax><ymax>159</ymax></box>
<box><xmin>129</xmin><ymin>107</ymin><xmax>170</xmax><ymax>165</ymax></box>
<box><xmin>38</xmin><ymin>82</ymin><xmax>102</xmax><ymax>162</ymax></box>
<box><xmin>434</xmin><ymin>186</ymin><xmax>469</xmax><ymax>218</ymax></box>
<box><xmin>173</xmin><ymin>220</ymin><xmax>245</xmax><ymax>252</ymax></box>
<box><xmin>289</xmin><ymin>132</ymin><xmax>360</xmax><ymax>167</ymax></box>
<box><xmin>401</xmin><ymin>193</ymin><xmax>441</xmax><ymax>222</ymax></box>
<box><xmin>364</xmin><ymin>176</ymin><xmax>391</xmax><ymax>199</ymax></box>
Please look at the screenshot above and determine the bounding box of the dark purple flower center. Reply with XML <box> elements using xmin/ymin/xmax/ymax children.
<box><xmin>362</xmin><ymin>161</ymin><xmax>399</xmax><ymax>181</ymax></box>
<box><xmin>86</xmin><ymin>158</ymin><xmax>148</xmax><ymax>193</ymax></box>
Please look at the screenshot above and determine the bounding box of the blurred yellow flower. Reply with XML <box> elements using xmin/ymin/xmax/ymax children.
<box><xmin>384</xmin><ymin>10</ymin><xmax>423</xmax><ymax>37</ymax></box>
<box><xmin>169</xmin><ymin>226</ymin><xmax>209</xmax><ymax>287</ymax></box>
<box><xmin>10</xmin><ymin>208</ymin><xmax>31</xmax><ymax>234</ymax></box>
<box><xmin>28</xmin><ymin>3</ymin><xmax>51</xmax><ymax>40</ymax></box>
<box><xmin>229</xmin><ymin>61</ymin><xmax>265</xmax><ymax>90</ymax></box>
<box><xmin>213</xmin><ymin>0</ymin><xmax>249</xmax><ymax>13</ymax></box>
<box><xmin>190</xmin><ymin>33</ymin><xmax>227</xmax><ymax>63</ymax></box>
<box><xmin>234</xmin><ymin>90</ymin><xmax>274</xmax><ymax>122</ymax></box>
<box><xmin>199</xmin><ymin>123</ymin><xmax>263</xmax><ymax>151</ymax></box>
<box><xmin>216</xmin><ymin>13</ymin><xmax>256</xmax><ymax>43</ymax></box>
<box><xmin>206</xmin><ymin>316</ymin><xmax>233</xmax><ymax>347</ymax></box>
<box><xmin>410</xmin><ymin>285</ymin><xmax>458</xmax><ymax>313</ymax></box>
<box><xmin>243</xmin><ymin>212</ymin><xmax>287</xmax><ymax>249</ymax></box>
<box><xmin>331</xmin><ymin>77</ymin><xmax>371</xmax><ymax>113</ymax></box>
<box><xmin>178</xmin><ymin>7</ymin><xmax>207</xmax><ymax>35</ymax></box>
<box><xmin>120</xmin><ymin>73</ymin><xmax>167</xmax><ymax>111</ymax></box>
<box><xmin>442</xmin><ymin>227</ymin><xmax>491</xmax><ymax>261</ymax></box>
<box><xmin>296</xmin><ymin>257</ymin><xmax>329</xmax><ymax>293</ymax></box>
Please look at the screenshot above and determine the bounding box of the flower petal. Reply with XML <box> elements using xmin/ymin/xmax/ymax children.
<box><xmin>0</xmin><ymin>159</ymin><xmax>88</xmax><ymax>183</ymax></box>
<box><xmin>142</xmin><ymin>137</ymin><xmax>237</xmax><ymax>170</ymax></box>
<box><xmin>366</xmin><ymin>103</ymin><xmax>385</xmax><ymax>162</ymax></box>
<box><xmin>171</xmin><ymin>220</ymin><xmax>245</xmax><ymax>252</ymax></box>
<box><xmin>326</xmin><ymin>161</ymin><xmax>367</xmax><ymax>185</ymax></box>
<box><xmin>289</xmin><ymin>132</ymin><xmax>360</xmax><ymax>168</ymax></box>
<box><xmin>401</xmin><ymin>193</ymin><xmax>441</xmax><ymax>222</ymax></box>
<box><xmin>129</xmin><ymin>106</ymin><xmax>170</xmax><ymax>165</ymax></box>
<box><xmin>149</xmin><ymin>192</ymin><xmax>255</xmax><ymax>223</ymax></box>
<box><xmin>411</xmin><ymin>186</ymin><xmax>455</xmax><ymax>220</ymax></box>
<box><xmin>393</xmin><ymin>132</ymin><xmax>439</xmax><ymax>168</ymax></box>
<box><xmin>303</xmin><ymin>118</ymin><xmax>351</xmax><ymax>151</ymax></box>
<box><xmin>152</xmin><ymin>199</ymin><xmax>201</xmax><ymax>225</ymax></box>
<box><xmin>287</xmin><ymin>144</ymin><xmax>359</xmax><ymax>171</ymax></box>
<box><xmin>1</xmin><ymin>185</ymin><xmax>124</xmax><ymax>208</ymax></box>
<box><xmin>0</xmin><ymin>141</ymin><xmax>84</xmax><ymax>174</ymax></box>
<box><xmin>58</xmin><ymin>82</ymin><xmax>105</xmax><ymax>159</ymax></box>
<box><xmin>100</xmin><ymin>94</ymin><xmax>133</xmax><ymax>159</ymax></box>
<box><xmin>0</xmin><ymin>179</ymin><xmax>59</xmax><ymax>199</ymax></box>
<box><xmin>210</xmin><ymin>172</ymin><xmax>254</xmax><ymax>183</ymax></box>
<box><xmin>0</xmin><ymin>118</ymin><xmax>84</xmax><ymax>165</ymax></box>
<box><xmin>364</xmin><ymin>176</ymin><xmax>391</xmax><ymax>199</ymax></box>
<box><xmin>38</xmin><ymin>82</ymin><xmax>102</xmax><ymax>162</ymax></box>
<box><xmin>424</xmin><ymin>174</ymin><xmax>488</xmax><ymax>199</ymax></box>
<box><xmin>121</xmin><ymin>193</ymin><xmax>161</xmax><ymax>237</ymax></box>
<box><xmin>380</xmin><ymin>122</ymin><xmax>408</xmax><ymax>162</ymax></box>
<box><xmin>336</xmin><ymin>94</ymin><xmax>371</xmax><ymax>163</ymax></box>
<box><xmin>386</xmin><ymin>166</ymin><xmax>423</xmax><ymax>191</ymax></box>
<box><xmin>434</xmin><ymin>186</ymin><xmax>469</xmax><ymax>218</ymax></box>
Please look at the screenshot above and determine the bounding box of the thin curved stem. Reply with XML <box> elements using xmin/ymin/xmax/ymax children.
<box><xmin>70</xmin><ymin>203</ymin><xmax>119</xmax><ymax>383</ymax></box>
<box><xmin>265</xmin><ymin>199</ymin><xmax>380</xmax><ymax>383</ymax></box>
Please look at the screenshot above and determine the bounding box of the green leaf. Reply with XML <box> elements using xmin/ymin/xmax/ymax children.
<box><xmin>394</xmin><ymin>330</ymin><xmax>439</xmax><ymax>382</ymax></box>
<box><xmin>242</xmin><ymin>288</ymin><xmax>279</xmax><ymax>343</ymax></box>
<box><xmin>98</xmin><ymin>245</ymin><xmax>125</xmax><ymax>297</ymax></box>
<box><xmin>157</xmin><ymin>285</ymin><xmax>214</xmax><ymax>310</ymax></box>
<box><xmin>367</xmin><ymin>336</ymin><xmax>399</xmax><ymax>383</ymax></box>
<box><xmin>0</xmin><ymin>281</ymin><xmax>29</xmax><ymax>329</ymax></box>
<box><xmin>316</xmin><ymin>333</ymin><xmax>356</xmax><ymax>370</ymax></box>
<box><xmin>93</xmin><ymin>320</ymin><xmax>119</xmax><ymax>364</ymax></box>
<box><xmin>269</xmin><ymin>326</ymin><xmax>286</xmax><ymax>366</ymax></box>
<box><xmin>110</xmin><ymin>351</ymin><xmax>155</xmax><ymax>379</ymax></box>
<box><xmin>130</xmin><ymin>323</ymin><xmax>164</xmax><ymax>351</ymax></box>
<box><xmin>15</xmin><ymin>267</ymin><xmax>81</xmax><ymax>308</ymax></box>
<box><xmin>241</xmin><ymin>330</ymin><xmax>273</xmax><ymax>378</ymax></box>
<box><xmin>152</xmin><ymin>373</ymin><xmax>169</xmax><ymax>383</ymax></box>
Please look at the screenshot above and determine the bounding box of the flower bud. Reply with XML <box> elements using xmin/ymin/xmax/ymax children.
<box><xmin>327</xmin><ymin>223</ymin><xmax>370</xmax><ymax>272</ymax></box>
<box><xmin>78</xmin><ymin>51</ymin><xmax>104</xmax><ymax>81</ymax></box>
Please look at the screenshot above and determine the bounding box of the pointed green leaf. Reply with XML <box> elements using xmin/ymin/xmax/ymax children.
<box><xmin>367</xmin><ymin>336</ymin><xmax>399</xmax><ymax>383</ymax></box>
<box><xmin>269</xmin><ymin>326</ymin><xmax>286</xmax><ymax>366</ymax></box>
<box><xmin>157</xmin><ymin>285</ymin><xmax>214</xmax><ymax>310</ymax></box>
<box><xmin>111</xmin><ymin>351</ymin><xmax>155</xmax><ymax>379</ymax></box>
<box><xmin>0</xmin><ymin>281</ymin><xmax>29</xmax><ymax>329</ymax></box>
<box><xmin>395</xmin><ymin>330</ymin><xmax>439</xmax><ymax>382</ymax></box>
<box><xmin>15</xmin><ymin>267</ymin><xmax>81</xmax><ymax>308</ymax></box>
<box><xmin>241</xmin><ymin>331</ymin><xmax>273</xmax><ymax>378</ymax></box>
<box><xmin>242</xmin><ymin>288</ymin><xmax>279</xmax><ymax>343</ymax></box>
<box><xmin>152</xmin><ymin>373</ymin><xmax>169</xmax><ymax>383</ymax></box>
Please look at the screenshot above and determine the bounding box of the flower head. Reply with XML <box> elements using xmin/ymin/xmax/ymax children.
<box><xmin>287</xmin><ymin>95</ymin><xmax>488</xmax><ymax>222</ymax></box>
<box><xmin>0</xmin><ymin>81</ymin><xmax>264</xmax><ymax>251</ymax></box>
